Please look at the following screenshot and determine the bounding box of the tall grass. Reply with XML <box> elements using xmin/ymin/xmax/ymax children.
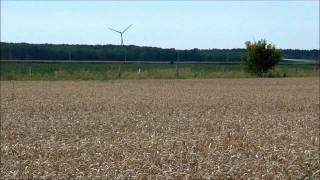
<box><xmin>0</xmin><ymin>62</ymin><xmax>318</xmax><ymax>80</ymax></box>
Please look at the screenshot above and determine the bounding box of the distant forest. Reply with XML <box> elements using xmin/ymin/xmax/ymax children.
<box><xmin>1</xmin><ymin>42</ymin><xmax>319</xmax><ymax>61</ymax></box>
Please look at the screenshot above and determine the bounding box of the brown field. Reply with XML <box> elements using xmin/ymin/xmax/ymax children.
<box><xmin>1</xmin><ymin>78</ymin><xmax>319</xmax><ymax>179</ymax></box>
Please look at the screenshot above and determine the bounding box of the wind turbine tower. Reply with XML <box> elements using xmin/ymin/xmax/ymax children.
<box><xmin>108</xmin><ymin>24</ymin><xmax>133</xmax><ymax>46</ymax></box>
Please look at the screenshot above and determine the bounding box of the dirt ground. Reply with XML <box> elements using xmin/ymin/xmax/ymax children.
<box><xmin>1</xmin><ymin>78</ymin><xmax>319</xmax><ymax>179</ymax></box>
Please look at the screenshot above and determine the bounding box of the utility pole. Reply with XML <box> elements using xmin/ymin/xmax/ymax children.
<box><xmin>176</xmin><ymin>50</ymin><xmax>180</xmax><ymax>78</ymax></box>
<box><xmin>29</xmin><ymin>66</ymin><xmax>32</xmax><ymax>80</ymax></box>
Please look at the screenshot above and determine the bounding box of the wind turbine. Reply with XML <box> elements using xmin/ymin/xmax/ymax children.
<box><xmin>108</xmin><ymin>24</ymin><xmax>133</xmax><ymax>46</ymax></box>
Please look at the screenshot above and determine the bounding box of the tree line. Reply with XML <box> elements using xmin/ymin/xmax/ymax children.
<box><xmin>1</xmin><ymin>42</ymin><xmax>318</xmax><ymax>61</ymax></box>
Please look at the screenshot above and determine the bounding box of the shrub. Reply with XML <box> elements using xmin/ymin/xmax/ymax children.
<box><xmin>241</xmin><ymin>39</ymin><xmax>282</xmax><ymax>77</ymax></box>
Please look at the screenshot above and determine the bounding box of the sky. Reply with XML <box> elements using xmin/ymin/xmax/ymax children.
<box><xmin>1</xmin><ymin>1</ymin><xmax>319</xmax><ymax>50</ymax></box>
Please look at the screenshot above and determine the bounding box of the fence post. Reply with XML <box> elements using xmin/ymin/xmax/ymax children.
<box><xmin>176</xmin><ymin>51</ymin><xmax>180</xmax><ymax>78</ymax></box>
<box><xmin>175</xmin><ymin>63</ymin><xmax>179</xmax><ymax>78</ymax></box>
<box><xmin>117</xmin><ymin>65</ymin><xmax>121</xmax><ymax>79</ymax></box>
<box><xmin>29</xmin><ymin>66</ymin><xmax>32</xmax><ymax>80</ymax></box>
<box><xmin>137</xmin><ymin>68</ymin><xmax>141</xmax><ymax>79</ymax></box>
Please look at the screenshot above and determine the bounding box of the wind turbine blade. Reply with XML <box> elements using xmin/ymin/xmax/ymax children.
<box><xmin>108</xmin><ymin>28</ymin><xmax>122</xmax><ymax>34</ymax></box>
<box><xmin>122</xmin><ymin>24</ymin><xmax>133</xmax><ymax>33</ymax></box>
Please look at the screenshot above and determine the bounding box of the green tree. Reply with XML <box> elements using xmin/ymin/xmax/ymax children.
<box><xmin>241</xmin><ymin>39</ymin><xmax>282</xmax><ymax>76</ymax></box>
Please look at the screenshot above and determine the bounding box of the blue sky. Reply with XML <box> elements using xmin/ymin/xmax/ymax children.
<box><xmin>1</xmin><ymin>1</ymin><xmax>319</xmax><ymax>50</ymax></box>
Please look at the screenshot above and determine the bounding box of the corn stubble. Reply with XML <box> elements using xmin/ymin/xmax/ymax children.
<box><xmin>1</xmin><ymin>78</ymin><xmax>319</xmax><ymax>179</ymax></box>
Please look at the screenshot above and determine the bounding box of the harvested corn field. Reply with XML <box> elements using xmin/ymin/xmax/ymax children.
<box><xmin>1</xmin><ymin>78</ymin><xmax>319</xmax><ymax>179</ymax></box>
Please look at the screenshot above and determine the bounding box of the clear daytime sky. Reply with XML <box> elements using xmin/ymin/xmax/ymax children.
<box><xmin>1</xmin><ymin>1</ymin><xmax>319</xmax><ymax>50</ymax></box>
